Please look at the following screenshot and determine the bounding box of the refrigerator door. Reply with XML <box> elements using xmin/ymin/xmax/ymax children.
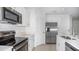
<box><xmin>46</xmin><ymin>29</ymin><xmax>57</xmax><ymax>44</ymax></box>
<box><xmin>46</xmin><ymin>22</ymin><xmax>58</xmax><ymax>44</ymax></box>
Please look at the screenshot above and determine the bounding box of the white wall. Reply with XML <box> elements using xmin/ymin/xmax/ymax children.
<box><xmin>35</xmin><ymin>8</ymin><xmax>45</xmax><ymax>47</ymax></box>
<box><xmin>0</xmin><ymin>23</ymin><xmax>15</xmax><ymax>31</ymax></box>
<box><xmin>27</xmin><ymin>8</ymin><xmax>45</xmax><ymax>47</ymax></box>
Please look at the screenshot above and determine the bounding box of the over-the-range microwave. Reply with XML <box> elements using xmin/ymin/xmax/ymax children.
<box><xmin>0</xmin><ymin>7</ymin><xmax>22</xmax><ymax>24</ymax></box>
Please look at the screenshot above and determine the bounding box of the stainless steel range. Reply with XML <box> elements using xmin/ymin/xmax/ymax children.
<box><xmin>0</xmin><ymin>31</ymin><xmax>28</xmax><ymax>51</ymax></box>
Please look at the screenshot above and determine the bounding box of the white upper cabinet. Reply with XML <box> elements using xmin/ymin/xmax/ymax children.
<box><xmin>12</xmin><ymin>7</ymin><xmax>30</xmax><ymax>26</ymax></box>
<box><xmin>58</xmin><ymin>15</ymin><xmax>72</xmax><ymax>35</ymax></box>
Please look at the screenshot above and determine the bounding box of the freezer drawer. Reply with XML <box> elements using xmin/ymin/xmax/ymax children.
<box><xmin>46</xmin><ymin>36</ymin><xmax>56</xmax><ymax>44</ymax></box>
<box><xmin>46</xmin><ymin>31</ymin><xmax>57</xmax><ymax>44</ymax></box>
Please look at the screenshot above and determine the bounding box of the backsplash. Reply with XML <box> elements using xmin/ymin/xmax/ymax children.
<box><xmin>0</xmin><ymin>23</ymin><xmax>15</xmax><ymax>31</ymax></box>
<box><xmin>0</xmin><ymin>23</ymin><xmax>26</xmax><ymax>37</ymax></box>
<box><xmin>15</xmin><ymin>26</ymin><xmax>26</xmax><ymax>37</ymax></box>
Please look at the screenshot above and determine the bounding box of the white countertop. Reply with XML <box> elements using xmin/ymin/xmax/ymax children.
<box><xmin>58</xmin><ymin>34</ymin><xmax>79</xmax><ymax>50</ymax></box>
<box><xmin>15</xmin><ymin>33</ymin><xmax>33</xmax><ymax>38</ymax></box>
<box><xmin>0</xmin><ymin>46</ymin><xmax>13</xmax><ymax>51</ymax></box>
<box><xmin>66</xmin><ymin>40</ymin><xmax>79</xmax><ymax>50</ymax></box>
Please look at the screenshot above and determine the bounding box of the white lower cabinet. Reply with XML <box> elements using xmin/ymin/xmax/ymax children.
<box><xmin>28</xmin><ymin>35</ymin><xmax>34</xmax><ymax>51</ymax></box>
<box><xmin>56</xmin><ymin>36</ymin><xmax>65</xmax><ymax>51</ymax></box>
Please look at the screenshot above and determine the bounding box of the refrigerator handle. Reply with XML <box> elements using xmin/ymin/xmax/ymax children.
<box><xmin>47</xmin><ymin>27</ymin><xmax>50</xmax><ymax>32</ymax></box>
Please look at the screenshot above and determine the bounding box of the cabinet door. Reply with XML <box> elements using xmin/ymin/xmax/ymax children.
<box><xmin>28</xmin><ymin>35</ymin><xmax>34</xmax><ymax>51</ymax></box>
<box><xmin>56</xmin><ymin>36</ymin><xmax>65</xmax><ymax>51</ymax></box>
<box><xmin>56</xmin><ymin>36</ymin><xmax>61</xmax><ymax>51</ymax></box>
<box><xmin>59</xmin><ymin>38</ymin><xmax>65</xmax><ymax>51</ymax></box>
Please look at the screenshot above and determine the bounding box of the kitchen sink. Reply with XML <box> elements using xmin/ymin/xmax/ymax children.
<box><xmin>61</xmin><ymin>36</ymin><xmax>66</xmax><ymax>38</ymax></box>
<box><xmin>61</xmin><ymin>36</ymin><xmax>71</xmax><ymax>40</ymax></box>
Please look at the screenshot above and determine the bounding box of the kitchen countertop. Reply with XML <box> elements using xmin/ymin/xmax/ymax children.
<box><xmin>66</xmin><ymin>40</ymin><xmax>79</xmax><ymax>50</ymax></box>
<box><xmin>0</xmin><ymin>46</ymin><xmax>13</xmax><ymax>51</ymax></box>
<box><xmin>14</xmin><ymin>37</ymin><xmax>28</xmax><ymax>45</ymax></box>
<box><xmin>14</xmin><ymin>34</ymin><xmax>34</xmax><ymax>45</ymax></box>
<box><xmin>58</xmin><ymin>35</ymin><xmax>79</xmax><ymax>50</ymax></box>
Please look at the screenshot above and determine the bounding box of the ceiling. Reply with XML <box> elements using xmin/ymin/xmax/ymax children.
<box><xmin>40</xmin><ymin>7</ymin><xmax>79</xmax><ymax>17</ymax></box>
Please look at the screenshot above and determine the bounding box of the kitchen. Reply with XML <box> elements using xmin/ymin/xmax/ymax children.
<box><xmin>0</xmin><ymin>7</ymin><xmax>79</xmax><ymax>51</ymax></box>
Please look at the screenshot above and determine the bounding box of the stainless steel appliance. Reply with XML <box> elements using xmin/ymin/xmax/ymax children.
<box><xmin>0</xmin><ymin>31</ymin><xmax>16</xmax><ymax>45</ymax></box>
<box><xmin>13</xmin><ymin>37</ymin><xmax>28</xmax><ymax>51</ymax></box>
<box><xmin>0</xmin><ymin>31</ymin><xmax>28</xmax><ymax>51</ymax></box>
<box><xmin>45</xmin><ymin>22</ymin><xmax>58</xmax><ymax>44</ymax></box>
<box><xmin>65</xmin><ymin>42</ymin><xmax>79</xmax><ymax>51</ymax></box>
<box><xmin>1</xmin><ymin>7</ymin><xmax>22</xmax><ymax>24</ymax></box>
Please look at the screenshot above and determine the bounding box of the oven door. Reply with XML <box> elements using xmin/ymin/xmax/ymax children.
<box><xmin>13</xmin><ymin>39</ymin><xmax>28</xmax><ymax>51</ymax></box>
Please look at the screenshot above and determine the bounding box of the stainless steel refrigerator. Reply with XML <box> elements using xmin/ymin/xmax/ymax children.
<box><xmin>45</xmin><ymin>22</ymin><xmax>58</xmax><ymax>44</ymax></box>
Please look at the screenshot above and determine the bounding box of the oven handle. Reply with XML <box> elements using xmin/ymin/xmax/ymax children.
<box><xmin>13</xmin><ymin>40</ymin><xmax>28</xmax><ymax>51</ymax></box>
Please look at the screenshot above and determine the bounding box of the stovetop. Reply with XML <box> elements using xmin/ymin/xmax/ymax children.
<box><xmin>0</xmin><ymin>31</ymin><xmax>28</xmax><ymax>47</ymax></box>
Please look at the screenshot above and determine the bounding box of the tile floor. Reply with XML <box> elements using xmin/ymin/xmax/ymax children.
<box><xmin>33</xmin><ymin>44</ymin><xmax>56</xmax><ymax>51</ymax></box>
